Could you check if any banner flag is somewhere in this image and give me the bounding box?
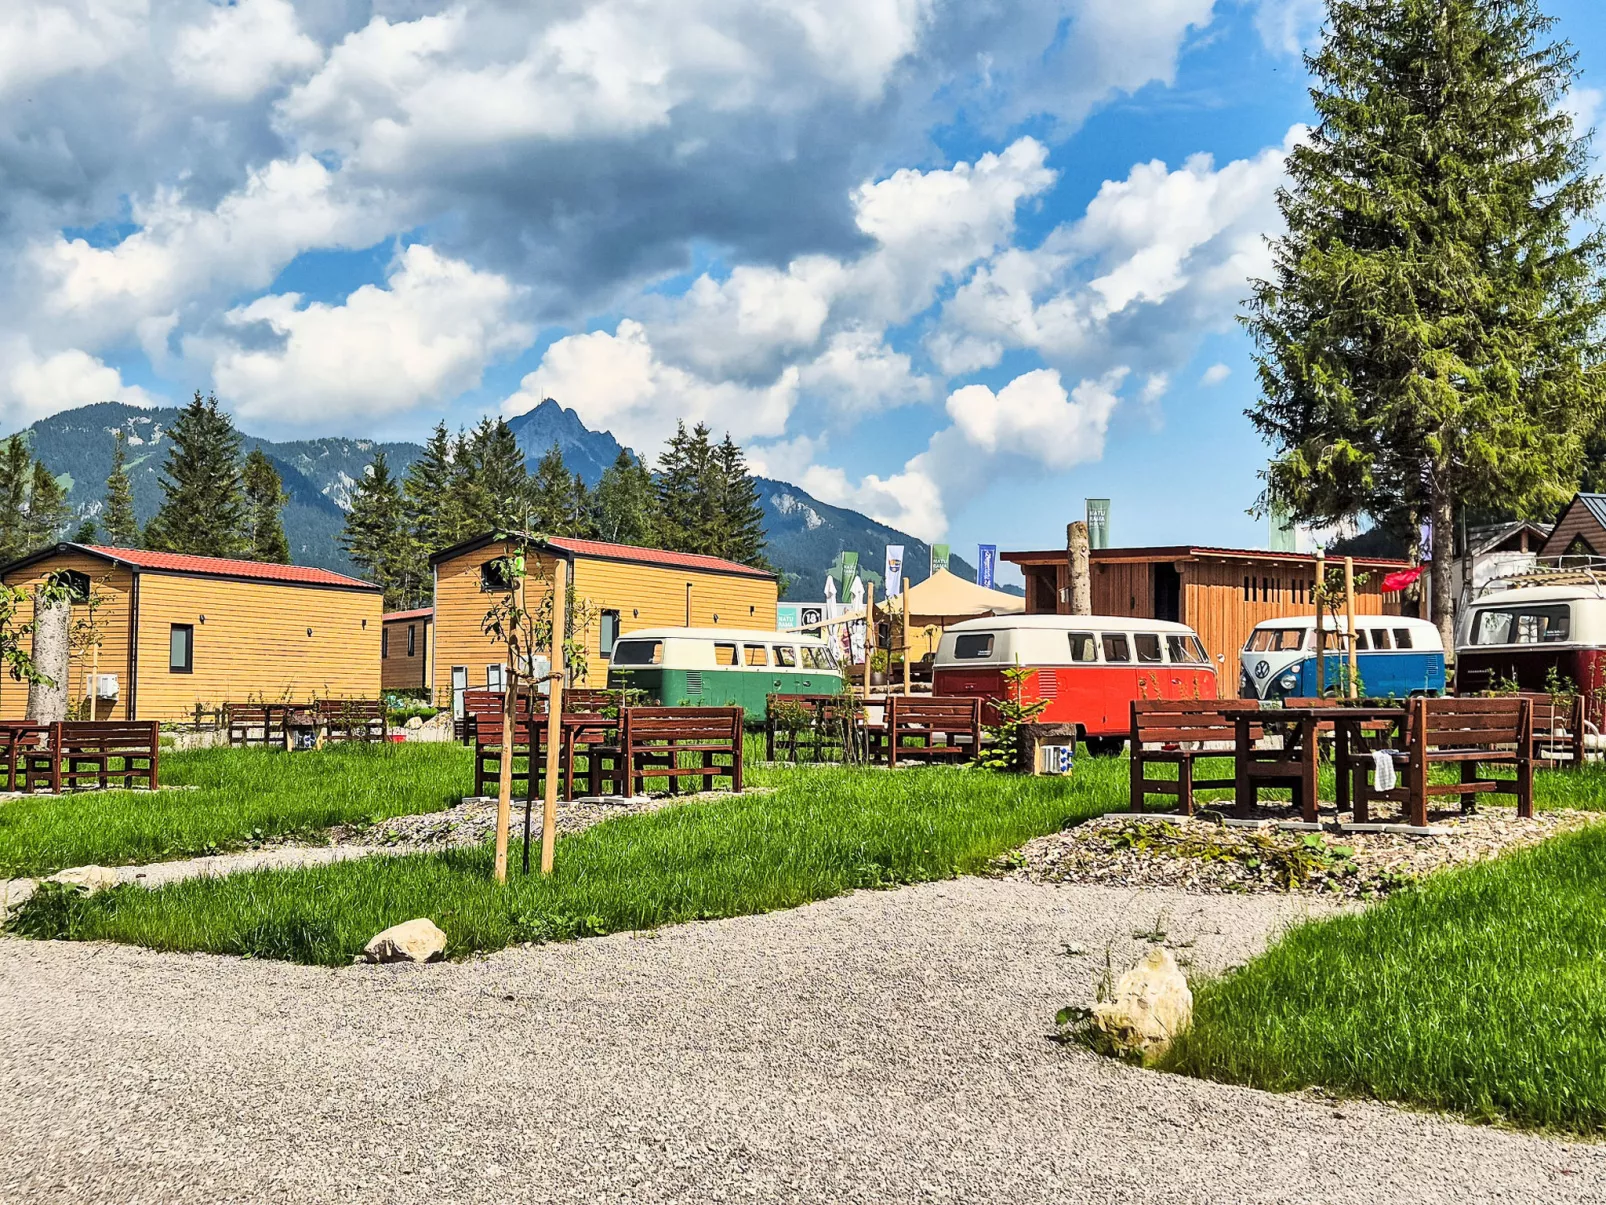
[930,543,950,574]
[884,545,905,595]
[1086,499,1111,550]
[977,544,998,589]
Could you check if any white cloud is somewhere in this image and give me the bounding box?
[0,0,144,100]
[797,329,934,411]
[1200,362,1230,386]
[799,457,947,543]
[945,368,1123,468]
[1253,0,1324,56]
[200,245,531,428]
[171,0,323,103]
[0,337,158,426]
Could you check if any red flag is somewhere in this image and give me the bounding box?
[1381,566,1423,593]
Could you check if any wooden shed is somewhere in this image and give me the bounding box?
[1002,545,1409,668]
[1539,493,1606,559]
[382,606,434,693]
[428,534,778,708]
[0,543,382,721]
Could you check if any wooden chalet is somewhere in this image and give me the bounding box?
[0,544,382,720]
[1539,493,1606,559]
[1001,545,1409,667]
[382,606,434,692]
[428,534,778,708]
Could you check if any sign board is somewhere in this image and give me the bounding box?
[930,543,950,574]
[1086,499,1111,550]
[976,544,998,589]
[884,545,905,595]
[777,604,799,630]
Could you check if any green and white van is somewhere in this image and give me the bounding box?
[606,627,844,718]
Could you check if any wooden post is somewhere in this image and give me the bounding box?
[1314,548,1326,697]
[494,569,523,885]
[1344,556,1357,700]
[863,580,875,695]
[900,576,911,695]
[541,558,567,876]
[88,638,99,721]
[1066,522,1092,615]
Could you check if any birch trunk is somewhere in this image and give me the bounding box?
[26,588,70,722]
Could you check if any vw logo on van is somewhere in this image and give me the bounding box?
[1254,659,1270,679]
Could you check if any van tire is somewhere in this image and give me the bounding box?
[1085,736,1126,757]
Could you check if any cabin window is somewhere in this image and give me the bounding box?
[169,624,193,673]
[50,569,90,603]
[714,643,737,666]
[1067,632,1097,662]
[486,664,505,691]
[382,628,390,659]
[479,559,513,592]
[1392,628,1413,650]
[1134,633,1163,663]
[599,609,620,657]
[744,645,769,667]
[1472,605,1570,646]
[1243,576,1251,601]
[408,625,417,657]
[612,640,663,666]
[775,646,798,668]
[1166,634,1207,664]
[953,634,995,659]
[1102,633,1131,663]
[1262,577,1272,601]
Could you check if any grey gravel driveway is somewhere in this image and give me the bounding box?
[0,878,1598,1204]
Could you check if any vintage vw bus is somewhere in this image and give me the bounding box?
[932,615,1218,754]
[605,627,842,719]
[1240,615,1445,701]
[1457,582,1606,724]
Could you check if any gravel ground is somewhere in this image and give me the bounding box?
[1001,806,1602,898]
[2,878,1599,1204]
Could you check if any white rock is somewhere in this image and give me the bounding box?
[362,917,447,964]
[47,865,121,895]
[1091,947,1193,1061]
[2,877,39,918]
[405,715,424,730]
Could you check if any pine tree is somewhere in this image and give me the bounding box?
[527,445,573,534]
[101,430,139,547]
[22,462,68,553]
[593,449,658,546]
[403,422,466,558]
[73,519,99,544]
[144,391,248,557]
[656,421,720,553]
[567,471,598,539]
[712,434,768,568]
[1247,0,1606,648]
[342,451,417,608]
[0,436,32,562]
[466,417,527,534]
[241,449,291,564]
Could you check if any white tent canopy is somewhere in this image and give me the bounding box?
[790,568,1022,630]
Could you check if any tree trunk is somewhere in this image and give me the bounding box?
[1066,521,1092,616]
[1431,490,1456,659]
[27,588,70,723]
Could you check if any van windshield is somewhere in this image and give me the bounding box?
[1472,604,1571,646]
[802,645,837,670]
[611,640,662,666]
[1249,627,1304,652]
[1166,634,1208,664]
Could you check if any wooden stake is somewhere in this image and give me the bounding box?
[901,576,911,696]
[1314,548,1326,697]
[541,558,567,876]
[1344,555,1358,700]
[863,580,875,696]
[494,568,522,885]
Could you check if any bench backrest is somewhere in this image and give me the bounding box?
[1414,696,1529,748]
[888,697,981,733]
[625,706,742,744]
[1130,699,1248,746]
[318,698,384,719]
[56,721,159,751]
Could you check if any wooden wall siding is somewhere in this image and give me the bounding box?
[1181,560,1400,668]
[1539,499,1606,557]
[430,542,780,704]
[0,552,135,720]
[1092,563,1155,619]
[381,618,430,691]
[133,574,381,718]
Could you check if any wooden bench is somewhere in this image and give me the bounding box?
[317,698,387,743]
[878,696,982,768]
[0,721,52,790]
[1349,696,1533,826]
[765,693,858,762]
[457,688,537,743]
[227,703,290,748]
[620,707,743,796]
[1129,701,1247,816]
[49,721,160,792]
[1520,692,1587,767]
[473,713,537,799]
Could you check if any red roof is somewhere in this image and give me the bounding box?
[79,545,380,589]
[383,606,434,623]
[544,537,775,579]
[1004,544,1411,569]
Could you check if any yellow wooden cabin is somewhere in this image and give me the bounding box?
[428,534,778,709]
[0,543,383,721]
[382,606,434,692]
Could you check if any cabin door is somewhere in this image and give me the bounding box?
[1153,564,1181,623]
[451,666,469,720]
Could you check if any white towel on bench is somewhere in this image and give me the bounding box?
[1372,748,1396,793]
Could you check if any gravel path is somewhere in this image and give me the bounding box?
[2,879,1598,1204]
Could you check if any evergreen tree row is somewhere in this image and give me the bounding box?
[0,436,70,564]
[342,415,770,610]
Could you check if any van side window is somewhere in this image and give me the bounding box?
[953,634,994,659]
[1134,633,1163,663]
[1371,629,1392,650]
[774,646,797,667]
[1354,630,1369,651]
[1392,628,1413,650]
[802,646,832,670]
[1103,633,1131,663]
[744,645,769,666]
[1068,632,1097,662]
[714,643,737,666]
[1166,635,1204,664]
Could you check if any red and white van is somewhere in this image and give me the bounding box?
[933,615,1218,754]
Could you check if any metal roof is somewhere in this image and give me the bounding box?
[428,533,775,579]
[0,543,381,590]
[382,607,434,623]
[1002,544,1411,569]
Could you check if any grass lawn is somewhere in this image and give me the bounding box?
[1160,821,1606,1135]
[13,758,1129,964]
[0,743,471,878]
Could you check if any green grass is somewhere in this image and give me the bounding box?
[13,759,1130,964]
[0,743,471,878]
[1160,821,1606,1135]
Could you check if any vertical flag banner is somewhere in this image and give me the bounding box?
[977,544,997,589]
[1269,503,1297,553]
[1085,499,1111,550]
[839,551,859,594]
[930,543,951,574]
[884,545,905,595]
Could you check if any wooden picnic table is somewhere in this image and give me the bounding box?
[1214,702,1409,823]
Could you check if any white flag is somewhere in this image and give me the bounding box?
[884,545,905,595]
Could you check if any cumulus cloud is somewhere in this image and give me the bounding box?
[1200,362,1231,386]
[945,368,1124,467]
[0,336,157,427]
[1253,0,1325,56]
[171,0,323,102]
[198,245,531,429]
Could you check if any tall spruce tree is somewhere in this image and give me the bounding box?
[241,449,291,564]
[145,391,248,557]
[567,471,598,539]
[1247,0,1606,648]
[656,421,721,553]
[469,417,527,533]
[342,451,418,608]
[527,445,573,534]
[593,449,658,546]
[101,430,140,547]
[0,436,31,562]
[712,434,768,568]
[22,462,68,553]
[403,421,466,558]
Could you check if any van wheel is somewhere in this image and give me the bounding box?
[1085,737,1126,757]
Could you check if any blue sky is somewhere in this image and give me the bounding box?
[3,0,1603,579]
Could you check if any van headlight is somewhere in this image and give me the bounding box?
[1278,673,1299,691]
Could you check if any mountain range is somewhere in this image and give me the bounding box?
[15,400,983,600]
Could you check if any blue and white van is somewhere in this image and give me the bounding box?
[1239,615,1445,701]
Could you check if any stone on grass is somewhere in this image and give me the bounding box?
[362,918,447,964]
[1091,947,1193,1061]
[2,877,39,918]
[405,715,424,730]
[47,865,121,895]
